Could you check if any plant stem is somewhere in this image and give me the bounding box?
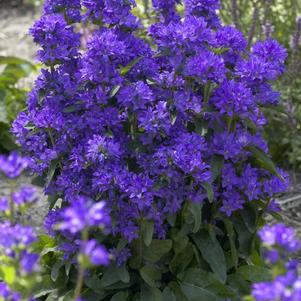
[73,229,89,301]
[9,180,16,224]
[73,264,85,301]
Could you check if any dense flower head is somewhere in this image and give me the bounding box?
[0,222,37,252]
[252,224,301,301]
[259,224,301,254]
[57,196,110,234]
[0,152,29,179]
[29,13,80,64]
[14,0,289,249]
[0,283,21,301]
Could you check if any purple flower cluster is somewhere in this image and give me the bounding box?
[0,152,29,179]
[252,224,301,301]
[14,0,288,247]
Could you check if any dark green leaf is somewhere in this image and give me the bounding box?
[192,230,227,283]
[189,203,202,233]
[201,182,214,203]
[51,260,64,282]
[141,220,154,247]
[140,286,163,301]
[246,146,283,179]
[210,155,224,182]
[111,291,128,301]
[143,239,172,262]
[181,282,220,301]
[238,265,271,282]
[162,287,176,301]
[120,57,143,76]
[140,265,161,287]
[224,220,238,269]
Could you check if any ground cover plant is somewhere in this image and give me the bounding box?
[0,0,298,300]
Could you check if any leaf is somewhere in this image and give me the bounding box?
[241,204,257,233]
[140,286,163,301]
[110,85,121,97]
[192,230,227,283]
[181,283,220,301]
[178,268,219,288]
[51,260,64,282]
[140,265,161,287]
[238,265,271,282]
[111,291,128,301]
[0,56,36,68]
[210,155,224,182]
[120,57,143,76]
[141,220,154,247]
[46,160,58,187]
[143,239,172,262]
[224,220,238,269]
[201,182,214,203]
[189,203,202,233]
[99,265,130,288]
[162,287,176,301]
[246,146,283,179]
[0,266,15,285]
[33,276,56,298]
[170,243,194,274]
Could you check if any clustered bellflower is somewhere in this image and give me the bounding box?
[13,0,289,271]
[252,224,301,301]
[0,153,40,301]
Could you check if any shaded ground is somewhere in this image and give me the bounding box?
[0,3,40,61]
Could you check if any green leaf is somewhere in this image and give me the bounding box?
[178,268,219,288]
[181,282,220,301]
[99,265,130,288]
[202,182,214,203]
[111,291,128,301]
[210,155,224,182]
[224,220,238,269]
[0,56,36,68]
[241,204,258,233]
[189,203,202,233]
[51,260,64,282]
[120,57,143,76]
[141,220,154,247]
[0,266,15,285]
[46,160,58,187]
[246,146,283,179]
[143,239,173,262]
[140,265,161,287]
[140,286,163,301]
[238,265,271,282]
[192,230,227,283]
[110,85,121,97]
[170,243,194,274]
[162,287,176,301]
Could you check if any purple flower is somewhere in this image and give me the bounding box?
[259,224,301,253]
[58,197,110,234]
[20,251,39,274]
[0,152,29,179]
[82,239,110,266]
[12,185,37,206]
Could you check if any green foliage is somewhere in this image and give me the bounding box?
[0,56,36,153]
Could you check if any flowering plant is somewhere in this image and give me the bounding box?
[12,0,291,300]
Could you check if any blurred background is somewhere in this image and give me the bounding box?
[0,0,301,222]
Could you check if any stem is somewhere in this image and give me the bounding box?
[73,229,89,301]
[73,265,85,301]
[9,180,16,224]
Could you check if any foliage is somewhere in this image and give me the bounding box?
[0,0,293,300]
[0,56,36,153]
